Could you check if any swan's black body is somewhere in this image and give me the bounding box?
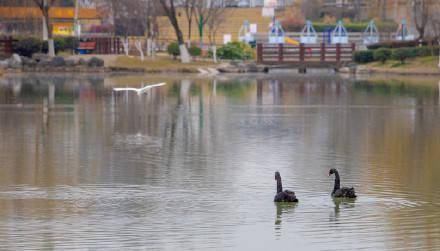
[329,168,356,198]
[274,172,298,202]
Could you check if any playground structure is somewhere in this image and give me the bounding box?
[395,19,415,41]
[332,21,348,44]
[238,20,256,45]
[363,20,379,45]
[268,19,300,46]
[0,36,15,59]
[300,21,317,44]
[268,19,285,44]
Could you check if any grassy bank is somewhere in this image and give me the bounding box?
[360,56,440,75]
[109,55,219,73]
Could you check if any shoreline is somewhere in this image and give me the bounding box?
[346,56,440,76]
[350,66,440,76]
[2,54,440,77]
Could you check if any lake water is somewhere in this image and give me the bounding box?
[0,73,439,250]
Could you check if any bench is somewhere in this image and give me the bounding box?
[76,41,96,54]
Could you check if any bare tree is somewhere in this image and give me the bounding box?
[159,0,191,63]
[206,4,227,63]
[412,0,433,39]
[430,2,440,40]
[110,0,149,36]
[145,0,159,57]
[381,0,387,21]
[32,0,56,57]
[300,0,322,20]
[182,0,196,46]
[353,0,363,22]
[193,0,224,48]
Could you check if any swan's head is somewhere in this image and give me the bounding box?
[328,168,338,176]
[275,171,281,181]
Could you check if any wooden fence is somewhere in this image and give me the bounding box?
[257,43,356,66]
[0,36,15,58]
[89,37,123,54]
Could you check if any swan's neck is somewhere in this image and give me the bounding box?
[333,172,340,194]
[276,178,283,193]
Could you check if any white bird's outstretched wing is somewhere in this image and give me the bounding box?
[138,82,166,92]
[113,88,140,92]
[113,82,166,94]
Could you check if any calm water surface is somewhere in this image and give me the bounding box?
[0,73,439,250]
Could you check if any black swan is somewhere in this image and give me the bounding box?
[274,171,298,202]
[328,168,356,198]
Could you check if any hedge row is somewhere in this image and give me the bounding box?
[354,46,440,64]
[283,21,398,33]
[167,42,203,59]
[366,40,427,50]
[13,37,79,57]
[216,42,254,60]
[167,41,254,60]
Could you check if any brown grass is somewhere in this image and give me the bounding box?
[110,55,218,73]
[365,56,440,74]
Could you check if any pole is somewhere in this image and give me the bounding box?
[42,0,48,41]
[74,0,80,39]
[199,14,204,48]
[438,40,440,68]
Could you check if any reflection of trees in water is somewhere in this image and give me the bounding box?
[0,75,106,104]
[215,79,253,99]
[354,80,437,99]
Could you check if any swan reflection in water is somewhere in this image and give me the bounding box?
[274,202,297,236]
[330,197,356,222]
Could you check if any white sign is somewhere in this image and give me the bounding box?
[223,34,232,44]
[262,7,274,17]
[264,0,277,7]
[250,24,257,34]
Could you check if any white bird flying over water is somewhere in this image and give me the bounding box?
[113,82,166,95]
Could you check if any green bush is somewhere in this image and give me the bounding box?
[63,37,79,51]
[13,37,43,57]
[373,48,392,63]
[189,45,202,57]
[167,42,180,59]
[367,40,424,50]
[413,46,430,57]
[391,48,412,63]
[217,42,253,60]
[353,50,374,64]
[411,46,439,57]
[42,38,64,54]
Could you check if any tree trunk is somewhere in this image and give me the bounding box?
[152,39,156,58]
[212,45,217,63]
[147,38,152,57]
[45,20,55,57]
[47,39,55,57]
[172,20,190,63]
[160,0,191,63]
[43,6,55,57]
[188,19,192,46]
[179,44,191,63]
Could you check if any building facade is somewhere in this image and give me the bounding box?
[0,1,102,37]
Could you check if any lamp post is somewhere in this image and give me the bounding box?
[438,39,440,68]
[74,0,81,39]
